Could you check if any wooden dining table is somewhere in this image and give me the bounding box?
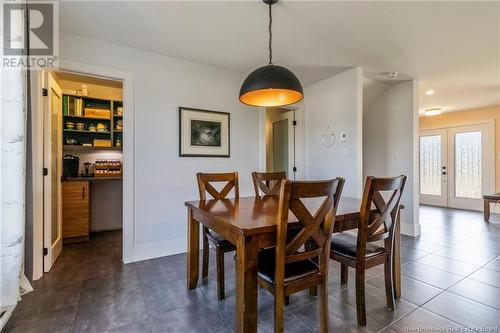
[185,196,401,333]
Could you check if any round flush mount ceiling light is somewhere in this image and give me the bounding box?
[386,72,399,79]
[425,90,435,95]
[239,0,303,107]
[425,108,442,116]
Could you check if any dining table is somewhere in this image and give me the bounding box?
[185,196,401,333]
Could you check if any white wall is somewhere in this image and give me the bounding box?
[304,68,363,198]
[363,80,420,236]
[60,33,260,261]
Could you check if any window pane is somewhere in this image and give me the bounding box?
[455,131,481,199]
[420,135,441,195]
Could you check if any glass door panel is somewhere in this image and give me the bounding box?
[419,129,447,206]
[420,135,442,195]
[454,131,482,199]
[448,124,493,211]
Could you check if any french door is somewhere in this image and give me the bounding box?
[419,123,494,211]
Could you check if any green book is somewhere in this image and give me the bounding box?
[62,95,68,115]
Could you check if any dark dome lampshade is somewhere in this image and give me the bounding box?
[239,66,303,107]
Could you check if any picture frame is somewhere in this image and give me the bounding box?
[179,107,230,157]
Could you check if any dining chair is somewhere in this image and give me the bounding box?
[257,178,345,333]
[251,171,287,197]
[196,172,238,301]
[330,175,407,326]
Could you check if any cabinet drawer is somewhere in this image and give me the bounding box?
[62,181,89,239]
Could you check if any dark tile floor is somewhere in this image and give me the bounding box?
[4,206,500,333]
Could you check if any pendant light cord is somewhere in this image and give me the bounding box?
[268,3,273,65]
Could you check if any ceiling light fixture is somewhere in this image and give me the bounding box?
[239,0,303,107]
[424,108,442,116]
[425,90,435,95]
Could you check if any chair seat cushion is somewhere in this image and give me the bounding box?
[257,247,319,285]
[331,233,385,259]
[206,231,236,250]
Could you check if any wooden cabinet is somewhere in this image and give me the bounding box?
[62,181,89,242]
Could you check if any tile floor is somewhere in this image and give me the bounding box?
[4,206,500,332]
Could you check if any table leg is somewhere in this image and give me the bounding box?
[236,236,258,333]
[484,200,490,222]
[187,208,199,290]
[393,214,401,299]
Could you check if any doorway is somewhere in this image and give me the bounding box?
[265,107,296,179]
[39,70,125,273]
[419,122,494,211]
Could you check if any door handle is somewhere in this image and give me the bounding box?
[82,186,85,199]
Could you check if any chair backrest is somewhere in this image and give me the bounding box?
[357,175,407,253]
[196,172,239,200]
[252,171,287,197]
[275,178,345,279]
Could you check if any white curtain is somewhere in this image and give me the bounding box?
[0,1,29,313]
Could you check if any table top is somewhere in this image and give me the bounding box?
[185,196,362,236]
[484,193,500,200]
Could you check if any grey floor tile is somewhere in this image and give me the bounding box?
[12,283,81,319]
[3,306,77,333]
[334,283,417,326]
[105,321,152,333]
[401,262,463,289]
[136,261,186,288]
[468,267,500,288]
[379,308,466,333]
[366,275,442,306]
[400,246,431,261]
[142,277,209,316]
[448,278,500,310]
[149,304,231,333]
[73,289,149,333]
[79,271,141,304]
[400,238,443,253]
[484,256,500,272]
[258,313,312,333]
[423,291,500,330]
[215,288,276,329]
[433,246,499,266]
[415,253,480,276]
[292,294,384,332]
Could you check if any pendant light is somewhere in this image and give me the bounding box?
[239,0,303,107]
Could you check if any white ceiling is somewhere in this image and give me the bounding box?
[60,1,500,114]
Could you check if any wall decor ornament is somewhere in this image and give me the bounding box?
[179,107,230,157]
[321,125,336,147]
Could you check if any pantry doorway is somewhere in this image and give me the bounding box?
[31,61,135,280]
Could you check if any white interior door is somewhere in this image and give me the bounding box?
[419,129,448,206]
[448,124,494,211]
[43,71,63,272]
[270,110,295,179]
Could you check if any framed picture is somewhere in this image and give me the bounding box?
[179,107,230,157]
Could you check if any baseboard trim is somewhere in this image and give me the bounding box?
[126,237,186,264]
[401,222,421,237]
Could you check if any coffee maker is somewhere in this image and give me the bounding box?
[82,162,94,177]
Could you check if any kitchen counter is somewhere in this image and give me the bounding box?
[63,176,122,182]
